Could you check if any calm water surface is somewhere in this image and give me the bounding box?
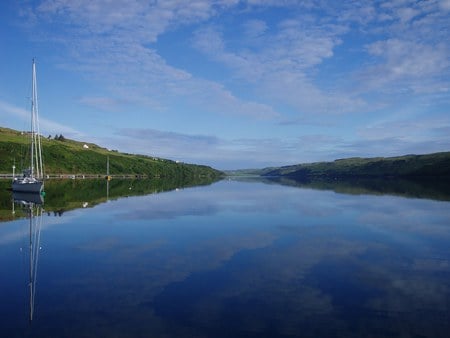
[0,179,449,337]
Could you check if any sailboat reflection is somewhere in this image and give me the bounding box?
[13,192,44,322]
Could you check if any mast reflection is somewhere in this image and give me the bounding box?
[13,192,44,322]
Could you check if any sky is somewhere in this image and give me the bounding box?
[0,0,449,170]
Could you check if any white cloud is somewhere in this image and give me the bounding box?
[36,0,239,42]
[362,39,450,94]
[0,99,83,138]
[110,128,290,168]
[440,0,450,11]
[192,16,361,115]
[78,96,125,112]
[349,115,450,158]
[242,19,268,39]
[192,26,227,58]
[28,0,449,120]
[338,2,377,25]
[29,0,283,121]
[358,116,450,142]
[107,127,353,169]
[367,39,448,77]
[396,7,420,23]
[191,81,280,119]
[14,0,449,168]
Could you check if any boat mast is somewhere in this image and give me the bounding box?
[31,58,44,180]
[30,60,36,178]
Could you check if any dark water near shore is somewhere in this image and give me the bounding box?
[0,178,449,337]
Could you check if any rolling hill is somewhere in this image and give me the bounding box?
[0,126,223,179]
[261,152,450,179]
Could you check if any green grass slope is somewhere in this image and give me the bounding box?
[262,152,450,179]
[0,127,223,178]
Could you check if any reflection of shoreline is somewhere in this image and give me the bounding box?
[254,176,450,201]
[0,177,221,223]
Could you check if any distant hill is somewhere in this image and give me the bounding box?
[0,126,223,179]
[261,152,450,180]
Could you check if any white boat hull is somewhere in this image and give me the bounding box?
[12,180,43,193]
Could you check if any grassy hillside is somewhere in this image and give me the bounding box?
[262,152,450,179]
[0,127,223,179]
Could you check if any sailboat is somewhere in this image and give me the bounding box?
[12,59,44,193]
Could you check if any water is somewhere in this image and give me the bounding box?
[0,178,449,337]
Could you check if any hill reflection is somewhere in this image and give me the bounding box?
[0,176,220,222]
[3,175,450,222]
[256,176,450,201]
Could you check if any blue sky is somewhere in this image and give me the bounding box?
[0,0,449,169]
